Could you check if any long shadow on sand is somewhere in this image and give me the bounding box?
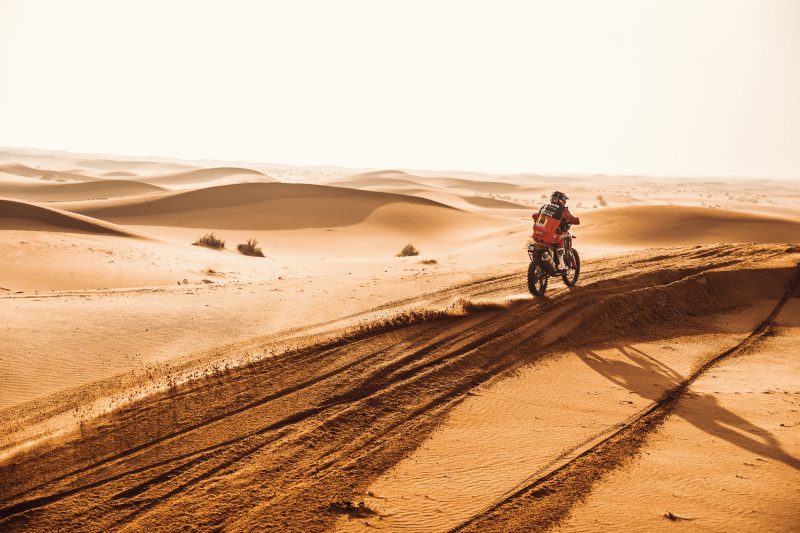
[577,344,800,470]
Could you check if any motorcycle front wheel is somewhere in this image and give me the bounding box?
[562,248,580,287]
[527,260,548,296]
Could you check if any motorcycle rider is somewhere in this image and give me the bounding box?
[532,191,580,270]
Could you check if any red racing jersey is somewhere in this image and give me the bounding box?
[532,203,580,244]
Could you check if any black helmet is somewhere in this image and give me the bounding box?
[550,191,568,205]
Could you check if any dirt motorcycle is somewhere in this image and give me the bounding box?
[526,225,580,296]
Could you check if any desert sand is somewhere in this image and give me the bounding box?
[1,148,798,531]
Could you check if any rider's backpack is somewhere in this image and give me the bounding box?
[533,203,564,243]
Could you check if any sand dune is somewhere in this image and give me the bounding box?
[1,245,797,531]
[72,182,483,230]
[581,205,800,247]
[0,163,99,183]
[554,301,800,532]
[0,180,165,202]
[329,170,429,190]
[3,149,800,532]
[0,150,199,180]
[102,171,138,177]
[335,171,526,194]
[0,199,139,236]
[333,171,526,194]
[329,171,536,211]
[426,176,524,193]
[73,157,197,175]
[332,170,529,192]
[462,195,532,209]
[141,167,274,187]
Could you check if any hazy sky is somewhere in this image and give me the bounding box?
[1,0,798,178]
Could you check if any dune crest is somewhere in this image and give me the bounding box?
[0,199,139,237]
[581,204,800,247]
[73,182,479,231]
[141,167,274,186]
[0,180,165,202]
[2,148,799,533]
[102,171,138,177]
[0,163,98,183]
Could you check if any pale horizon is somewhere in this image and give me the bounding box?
[2,0,799,179]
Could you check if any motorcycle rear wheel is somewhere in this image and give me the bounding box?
[562,248,580,287]
[527,260,548,296]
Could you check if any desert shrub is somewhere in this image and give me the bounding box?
[596,195,608,207]
[398,244,420,257]
[237,238,264,257]
[193,233,225,249]
[420,259,437,265]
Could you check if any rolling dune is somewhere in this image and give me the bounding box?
[1,245,797,531]
[328,170,429,190]
[332,172,526,196]
[73,158,197,175]
[3,149,800,532]
[141,167,273,187]
[102,171,138,177]
[462,195,533,210]
[0,199,139,237]
[72,182,484,230]
[0,180,165,202]
[0,164,99,183]
[581,205,800,247]
[426,177,524,193]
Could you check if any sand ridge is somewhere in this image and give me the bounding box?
[0,179,166,202]
[581,204,800,247]
[0,199,141,237]
[68,182,495,232]
[1,148,799,531]
[0,163,100,184]
[139,166,275,187]
[1,245,798,531]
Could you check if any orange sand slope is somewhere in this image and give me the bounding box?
[0,163,99,184]
[139,167,276,187]
[2,148,799,531]
[0,245,797,531]
[581,205,800,247]
[69,182,489,230]
[0,199,140,237]
[554,300,800,532]
[462,195,532,210]
[329,171,536,211]
[0,180,165,202]
[328,170,430,189]
[331,169,527,194]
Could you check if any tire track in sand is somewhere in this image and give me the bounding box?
[0,246,793,531]
[452,261,800,532]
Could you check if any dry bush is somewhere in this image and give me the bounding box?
[420,259,437,265]
[398,243,420,257]
[237,238,264,257]
[193,232,225,249]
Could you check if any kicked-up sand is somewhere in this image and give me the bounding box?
[0,148,798,531]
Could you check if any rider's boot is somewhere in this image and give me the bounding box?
[555,249,565,270]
